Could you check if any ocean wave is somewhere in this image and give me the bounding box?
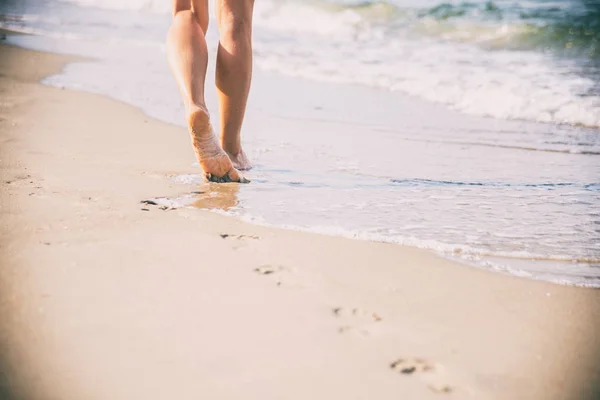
[414,2,600,59]
[51,0,600,58]
[4,0,599,127]
[275,0,600,58]
[252,0,600,128]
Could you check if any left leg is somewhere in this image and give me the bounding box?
[215,0,255,170]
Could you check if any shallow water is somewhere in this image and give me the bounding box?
[0,0,598,286]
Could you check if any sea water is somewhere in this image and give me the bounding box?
[1,0,598,286]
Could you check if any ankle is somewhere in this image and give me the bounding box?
[222,142,242,156]
[187,102,209,117]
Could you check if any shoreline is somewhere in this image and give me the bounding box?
[8,29,596,287]
[4,25,598,287]
[1,41,600,399]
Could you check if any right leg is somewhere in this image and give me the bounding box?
[215,0,255,170]
[167,0,243,182]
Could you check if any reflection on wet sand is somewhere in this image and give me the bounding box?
[142,180,241,212]
[190,183,240,211]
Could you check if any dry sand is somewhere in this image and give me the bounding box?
[1,42,599,400]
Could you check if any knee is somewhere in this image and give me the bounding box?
[173,9,208,34]
[219,14,252,45]
[173,9,195,25]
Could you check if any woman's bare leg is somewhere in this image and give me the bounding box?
[168,0,243,182]
[215,0,254,170]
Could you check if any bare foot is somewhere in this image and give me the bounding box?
[225,148,253,171]
[188,109,246,183]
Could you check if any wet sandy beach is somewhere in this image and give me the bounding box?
[1,42,600,399]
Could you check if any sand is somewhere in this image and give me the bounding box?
[0,41,599,400]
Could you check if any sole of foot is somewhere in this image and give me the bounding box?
[188,109,248,183]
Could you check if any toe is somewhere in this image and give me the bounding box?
[204,168,249,184]
[227,168,240,182]
[227,168,250,183]
[205,173,224,183]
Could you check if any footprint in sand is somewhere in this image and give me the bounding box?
[140,199,176,211]
[220,233,260,250]
[4,173,32,186]
[332,307,382,322]
[390,358,435,374]
[332,307,382,336]
[253,265,299,288]
[220,233,259,240]
[254,265,282,276]
[390,358,454,394]
[4,174,46,197]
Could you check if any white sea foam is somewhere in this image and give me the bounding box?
[251,0,600,128]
